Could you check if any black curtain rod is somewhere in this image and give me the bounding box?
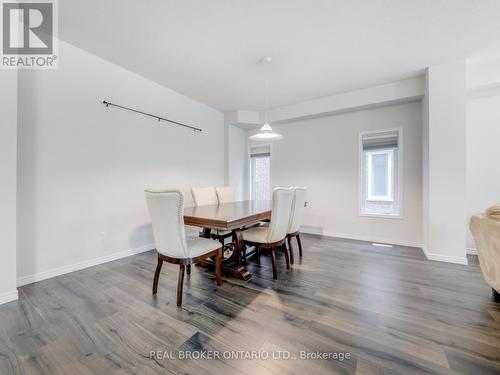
[102,100,203,132]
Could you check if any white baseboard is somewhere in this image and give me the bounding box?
[467,247,477,255]
[421,247,468,265]
[0,290,19,305]
[300,226,423,248]
[300,227,470,265]
[17,243,154,287]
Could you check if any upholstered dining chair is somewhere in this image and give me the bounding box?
[145,189,222,306]
[191,187,218,206]
[243,187,295,280]
[215,186,235,204]
[287,187,308,264]
[192,186,233,245]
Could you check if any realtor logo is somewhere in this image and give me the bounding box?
[1,0,58,69]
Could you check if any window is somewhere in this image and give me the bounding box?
[250,145,271,201]
[367,150,393,201]
[360,129,401,217]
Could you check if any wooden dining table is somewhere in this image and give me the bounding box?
[184,200,272,280]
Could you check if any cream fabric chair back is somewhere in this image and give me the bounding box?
[191,187,218,206]
[216,186,235,204]
[288,187,307,234]
[145,189,188,259]
[470,213,500,293]
[267,187,295,243]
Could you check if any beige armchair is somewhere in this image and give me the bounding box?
[287,187,307,264]
[145,189,222,306]
[243,187,295,280]
[215,186,235,204]
[470,204,500,302]
[191,186,232,244]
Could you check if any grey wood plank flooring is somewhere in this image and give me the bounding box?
[0,234,499,374]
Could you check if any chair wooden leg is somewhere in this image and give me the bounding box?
[287,235,294,264]
[255,246,261,264]
[270,248,278,280]
[215,248,222,286]
[186,264,191,275]
[152,256,163,295]
[297,234,303,257]
[177,265,185,306]
[282,244,290,270]
[242,244,247,261]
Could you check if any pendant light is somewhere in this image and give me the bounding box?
[250,57,283,141]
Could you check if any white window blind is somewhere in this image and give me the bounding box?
[361,130,399,151]
[250,145,271,158]
[250,145,271,201]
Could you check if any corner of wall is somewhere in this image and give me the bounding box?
[423,60,467,263]
[0,70,19,305]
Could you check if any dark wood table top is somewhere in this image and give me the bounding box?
[184,200,272,230]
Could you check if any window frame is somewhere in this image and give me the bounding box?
[248,143,272,201]
[358,128,403,219]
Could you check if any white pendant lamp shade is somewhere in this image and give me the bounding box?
[249,57,283,142]
[249,122,283,141]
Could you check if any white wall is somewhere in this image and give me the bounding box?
[266,77,424,124]
[466,58,500,251]
[466,95,500,249]
[17,40,224,285]
[228,125,248,201]
[0,70,19,303]
[468,57,500,89]
[424,60,467,264]
[249,101,423,247]
[224,112,250,201]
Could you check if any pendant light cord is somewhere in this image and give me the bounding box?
[264,58,269,124]
[250,57,283,141]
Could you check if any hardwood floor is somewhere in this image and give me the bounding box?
[1,234,499,374]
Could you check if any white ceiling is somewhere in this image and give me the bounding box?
[59,0,500,112]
